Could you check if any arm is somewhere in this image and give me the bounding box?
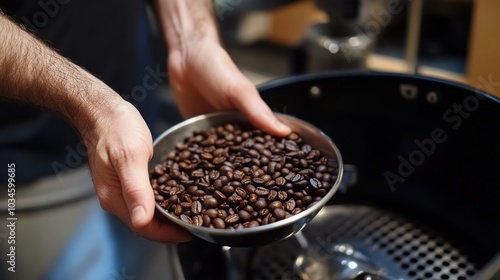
[0,13,190,243]
[153,0,292,136]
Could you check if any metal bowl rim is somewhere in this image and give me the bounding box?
[152,111,344,237]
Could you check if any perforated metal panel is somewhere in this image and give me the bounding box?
[244,205,479,280]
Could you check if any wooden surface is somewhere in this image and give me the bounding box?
[466,0,500,97]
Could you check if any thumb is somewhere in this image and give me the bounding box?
[115,148,155,229]
[232,83,291,137]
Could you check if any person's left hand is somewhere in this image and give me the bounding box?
[166,36,291,137]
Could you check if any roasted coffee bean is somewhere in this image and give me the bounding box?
[231,181,242,188]
[284,172,295,181]
[245,184,256,194]
[233,170,245,181]
[238,210,251,222]
[255,187,270,196]
[248,220,260,228]
[212,156,226,165]
[254,199,267,210]
[180,214,192,224]
[174,205,183,216]
[310,177,323,189]
[243,205,254,213]
[267,190,278,201]
[219,165,233,175]
[281,168,290,176]
[221,185,234,196]
[305,149,320,160]
[180,202,191,211]
[194,190,207,197]
[235,187,247,198]
[155,194,164,202]
[239,199,249,209]
[201,152,214,161]
[193,215,203,226]
[284,199,296,211]
[258,208,270,217]
[277,190,288,201]
[205,208,218,219]
[217,209,228,219]
[294,192,304,200]
[273,208,287,220]
[241,177,252,185]
[291,173,302,183]
[269,201,283,211]
[314,189,327,197]
[213,179,224,190]
[225,214,240,226]
[302,195,313,206]
[227,195,242,205]
[152,165,165,176]
[168,195,179,205]
[264,180,275,188]
[202,215,211,227]
[251,177,265,185]
[248,193,258,204]
[294,179,309,188]
[214,190,227,202]
[322,181,331,190]
[209,170,220,181]
[268,162,277,174]
[261,174,272,182]
[248,149,260,158]
[275,177,286,186]
[191,201,202,215]
[316,164,328,173]
[186,186,198,196]
[322,173,332,183]
[270,155,282,162]
[196,180,210,189]
[213,218,225,229]
[204,197,218,209]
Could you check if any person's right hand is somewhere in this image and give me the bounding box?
[83,102,192,243]
[0,12,190,243]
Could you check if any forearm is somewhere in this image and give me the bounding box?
[153,0,220,51]
[0,13,123,138]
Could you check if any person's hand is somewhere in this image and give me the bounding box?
[167,36,292,137]
[83,102,191,243]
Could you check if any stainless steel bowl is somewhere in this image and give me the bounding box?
[150,111,343,247]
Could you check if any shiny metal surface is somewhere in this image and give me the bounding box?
[294,243,392,280]
[245,205,479,280]
[149,111,343,247]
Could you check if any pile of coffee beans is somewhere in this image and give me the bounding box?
[150,123,337,229]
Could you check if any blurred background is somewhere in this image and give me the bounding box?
[206,0,497,95]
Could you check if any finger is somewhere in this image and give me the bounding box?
[230,81,291,137]
[112,146,156,229]
[133,216,192,243]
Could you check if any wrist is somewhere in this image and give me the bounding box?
[154,0,220,51]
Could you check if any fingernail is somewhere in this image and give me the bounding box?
[276,121,292,136]
[131,205,147,227]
